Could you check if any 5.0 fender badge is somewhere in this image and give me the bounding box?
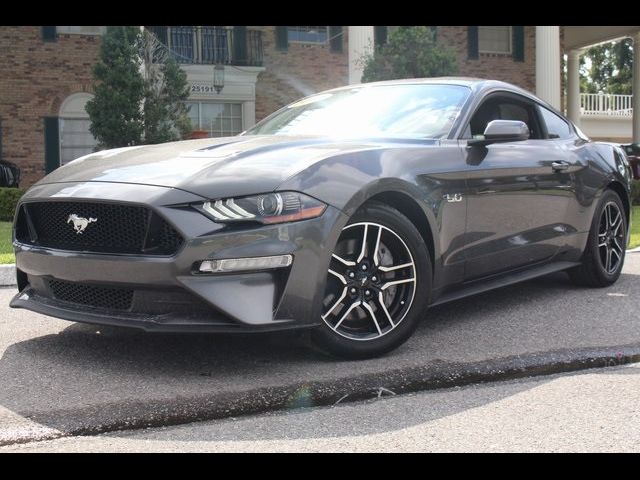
[443,193,463,203]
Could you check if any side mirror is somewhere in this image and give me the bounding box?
[468,120,530,146]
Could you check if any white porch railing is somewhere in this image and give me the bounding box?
[580,93,633,117]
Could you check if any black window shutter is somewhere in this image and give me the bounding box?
[329,26,343,53]
[275,26,288,51]
[44,117,60,174]
[512,26,525,62]
[468,26,479,59]
[374,26,387,47]
[42,26,57,42]
[233,26,248,64]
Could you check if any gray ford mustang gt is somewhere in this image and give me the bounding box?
[10,78,632,358]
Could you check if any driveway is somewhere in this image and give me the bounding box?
[2,254,640,446]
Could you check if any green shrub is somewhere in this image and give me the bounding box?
[361,26,458,83]
[632,180,640,206]
[0,188,26,222]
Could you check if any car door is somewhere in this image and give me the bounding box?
[536,105,589,239]
[460,92,575,281]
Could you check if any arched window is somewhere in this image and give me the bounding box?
[58,93,97,165]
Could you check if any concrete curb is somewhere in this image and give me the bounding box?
[0,265,15,287]
[4,342,640,447]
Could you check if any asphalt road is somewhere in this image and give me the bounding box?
[2,254,640,446]
[4,364,639,452]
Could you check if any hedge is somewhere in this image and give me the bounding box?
[632,180,640,206]
[0,188,26,222]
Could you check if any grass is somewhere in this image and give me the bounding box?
[0,208,638,266]
[0,222,14,264]
[629,206,640,250]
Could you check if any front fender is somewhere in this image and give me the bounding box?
[278,148,452,284]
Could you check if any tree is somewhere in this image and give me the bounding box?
[580,39,633,95]
[139,30,192,144]
[86,26,145,149]
[361,27,458,83]
[87,27,192,149]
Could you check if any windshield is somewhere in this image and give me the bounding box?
[246,84,470,139]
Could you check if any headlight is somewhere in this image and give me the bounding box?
[196,192,327,224]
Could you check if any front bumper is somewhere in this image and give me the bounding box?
[10,181,348,333]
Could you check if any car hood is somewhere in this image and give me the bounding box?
[37,135,426,199]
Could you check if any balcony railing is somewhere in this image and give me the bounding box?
[147,26,263,67]
[581,93,633,117]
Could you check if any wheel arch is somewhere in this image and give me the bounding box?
[607,180,630,225]
[358,190,436,272]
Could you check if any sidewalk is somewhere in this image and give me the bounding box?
[0,265,14,286]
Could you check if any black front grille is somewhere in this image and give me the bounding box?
[16,202,183,255]
[49,280,134,311]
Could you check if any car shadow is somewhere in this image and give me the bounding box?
[422,271,584,329]
[1,270,639,442]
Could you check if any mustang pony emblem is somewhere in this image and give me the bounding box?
[67,214,97,234]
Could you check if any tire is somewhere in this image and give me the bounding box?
[311,202,431,359]
[569,189,627,287]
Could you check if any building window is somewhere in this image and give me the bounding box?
[169,26,196,62]
[478,26,512,54]
[56,26,106,36]
[186,102,243,137]
[287,26,327,44]
[59,118,97,165]
[58,93,98,165]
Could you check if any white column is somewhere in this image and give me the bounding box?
[348,26,375,84]
[243,101,256,130]
[566,49,582,126]
[535,26,561,110]
[633,32,640,142]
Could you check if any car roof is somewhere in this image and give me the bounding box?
[327,76,520,91]
[323,77,554,110]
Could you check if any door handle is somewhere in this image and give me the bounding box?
[551,161,569,172]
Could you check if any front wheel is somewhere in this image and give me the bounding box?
[311,202,431,359]
[569,189,627,287]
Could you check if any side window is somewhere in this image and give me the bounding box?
[497,103,528,124]
[468,96,542,139]
[539,107,572,139]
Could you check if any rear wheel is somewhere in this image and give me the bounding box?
[569,189,627,287]
[311,202,431,359]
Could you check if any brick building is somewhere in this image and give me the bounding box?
[0,26,560,187]
[0,26,103,186]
